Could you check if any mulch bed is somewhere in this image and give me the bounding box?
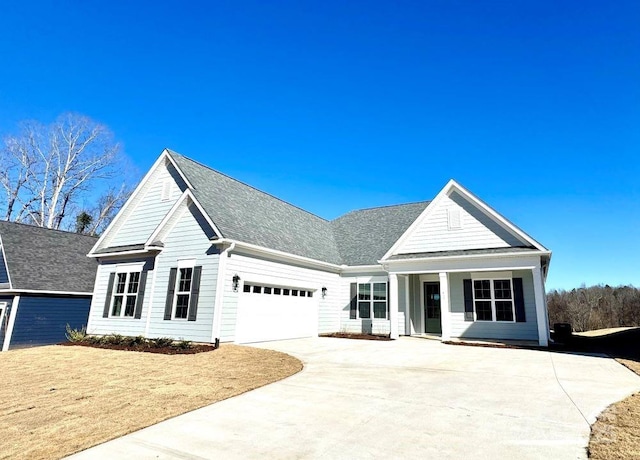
[320,332,392,341]
[59,341,217,355]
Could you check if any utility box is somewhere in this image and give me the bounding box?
[554,323,573,344]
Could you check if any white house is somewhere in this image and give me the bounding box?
[86,149,551,346]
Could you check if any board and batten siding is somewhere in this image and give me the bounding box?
[395,191,524,255]
[145,205,218,342]
[220,252,341,342]
[8,295,91,349]
[87,261,152,337]
[447,270,538,341]
[108,161,187,248]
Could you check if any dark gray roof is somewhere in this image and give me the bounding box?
[386,247,538,260]
[331,202,430,265]
[93,243,146,255]
[0,221,98,292]
[169,152,343,264]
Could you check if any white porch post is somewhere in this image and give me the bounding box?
[389,273,399,339]
[438,272,451,341]
[532,263,549,346]
[404,275,411,335]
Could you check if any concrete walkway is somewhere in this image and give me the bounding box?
[69,337,640,459]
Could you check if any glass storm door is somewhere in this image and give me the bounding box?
[424,282,442,334]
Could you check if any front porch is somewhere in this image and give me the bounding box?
[387,255,550,346]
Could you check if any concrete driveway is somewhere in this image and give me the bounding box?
[69,337,640,459]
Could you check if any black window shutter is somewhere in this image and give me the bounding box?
[103,273,115,318]
[134,271,148,319]
[463,279,474,322]
[164,268,177,320]
[188,266,202,321]
[349,283,357,319]
[102,273,116,318]
[513,277,526,322]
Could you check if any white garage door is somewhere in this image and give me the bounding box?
[235,283,317,343]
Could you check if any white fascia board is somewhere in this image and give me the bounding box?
[0,289,93,296]
[213,238,342,273]
[381,250,551,265]
[87,248,161,259]
[340,264,386,274]
[89,149,190,256]
[163,149,195,189]
[0,235,12,290]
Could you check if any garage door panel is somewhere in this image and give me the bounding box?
[235,288,316,343]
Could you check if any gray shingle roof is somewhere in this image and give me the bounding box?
[0,221,98,292]
[169,151,428,266]
[169,152,343,264]
[331,202,430,265]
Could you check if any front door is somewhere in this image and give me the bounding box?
[424,282,442,334]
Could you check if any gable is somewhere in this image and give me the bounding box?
[392,190,529,255]
[102,158,189,249]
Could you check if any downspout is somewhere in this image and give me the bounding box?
[211,241,236,344]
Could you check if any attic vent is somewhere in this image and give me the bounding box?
[447,208,462,230]
[161,180,172,201]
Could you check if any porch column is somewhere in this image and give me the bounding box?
[532,263,549,346]
[438,272,451,341]
[389,273,399,339]
[404,275,411,335]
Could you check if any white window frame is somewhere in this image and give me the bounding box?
[357,281,388,320]
[172,259,196,320]
[110,264,144,318]
[471,274,515,323]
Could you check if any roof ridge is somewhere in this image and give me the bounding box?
[0,220,99,240]
[334,200,431,219]
[167,149,332,223]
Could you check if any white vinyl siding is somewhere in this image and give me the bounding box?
[108,162,187,248]
[220,252,341,342]
[395,191,525,255]
[448,270,538,341]
[87,263,149,337]
[146,205,218,342]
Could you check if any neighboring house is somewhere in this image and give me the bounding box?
[87,149,552,346]
[0,221,98,351]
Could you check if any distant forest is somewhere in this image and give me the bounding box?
[547,285,640,332]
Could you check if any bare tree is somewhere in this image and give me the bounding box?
[0,113,130,231]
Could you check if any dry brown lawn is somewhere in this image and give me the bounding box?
[587,349,640,458]
[0,344,302,460]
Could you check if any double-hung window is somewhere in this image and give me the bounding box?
[164,262,202,322]
[473,279,514,322]
[111,271,141,317]
[357,282,387,319]
[174,267,193,319]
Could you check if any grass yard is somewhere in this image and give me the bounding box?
[0,344,302,460]
[567,328,640,459]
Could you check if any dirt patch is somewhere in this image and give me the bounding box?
[0,344,302,460]
[319,332,392,341]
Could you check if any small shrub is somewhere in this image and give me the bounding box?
[150,337,174,348]
[103,334,126,345]
[65,324,87,343]
[175,340,193,350]
[86,335,105,345]
[124,335,148,348]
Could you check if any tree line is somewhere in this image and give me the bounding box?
[0,113,133,235]
[547,284,640,332]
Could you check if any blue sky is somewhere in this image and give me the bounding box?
[0,1,638,290]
